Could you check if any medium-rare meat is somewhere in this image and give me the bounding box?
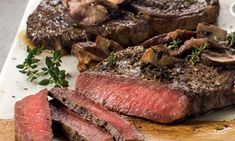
[49,88,143,141]
[50,101,113,141]
[14,89,53,141]
[26,0,219,53]
[75,42,235,124]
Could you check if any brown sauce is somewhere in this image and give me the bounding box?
[18,31,53,56]
[18,31,34,48]
[129,118,235,141]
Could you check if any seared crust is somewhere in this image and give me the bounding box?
[27,0,220,53]
[132,0,220,33]
[27,0,152,53]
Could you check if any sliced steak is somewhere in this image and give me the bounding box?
[49,88,143,141]
[75,45,235,124]
[14,89,53,141]
[26,0,219,53]
[50,101,113,141]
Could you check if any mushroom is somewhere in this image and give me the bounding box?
[141,46,178,67]
[201,51,235,66]
[171,38,209,57]
[143,29,196,48]
[69,1,108,26]
[107,0,125,5]
[72,42,108,71]
[95,36,124,55]
[197,23,227,41]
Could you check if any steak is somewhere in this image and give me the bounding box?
[130,0,220,34]
[50,101,113,141]
[14,89,53,141]
[26,0,151,53]
[49,88,143,141]
[75,44,235,124]
[26,0,219,53]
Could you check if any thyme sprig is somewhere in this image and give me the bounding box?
[16,47,43,82]
[107,52,117,67]
[187,43,208,66]
[17,48,69,87]
[184,0,195,4]
[169,39,182,50]
[226,33,235,47]
[39,51,69,87]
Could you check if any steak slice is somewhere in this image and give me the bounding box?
[75,45,235,124]
[26,0,219,53]
[14,89,53,141]
[49,88,143,141]
[50,101,113,141]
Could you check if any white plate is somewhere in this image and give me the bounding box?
[0,0,235,121]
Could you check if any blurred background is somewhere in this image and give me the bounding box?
[0,0,28,72]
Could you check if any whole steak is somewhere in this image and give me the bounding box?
[76,42,235,123]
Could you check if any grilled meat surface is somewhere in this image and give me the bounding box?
[75,25,235,123]
[50,101,113,141]
[27,0,219,53]
[49,88,143,141]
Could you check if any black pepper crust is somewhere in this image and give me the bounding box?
[27,0,220,53]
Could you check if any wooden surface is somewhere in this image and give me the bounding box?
[0,120,15,141]
[2,118,235,141]
[0,0,28,72]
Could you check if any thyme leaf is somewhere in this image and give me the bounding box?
[187,43,208,66]
[16,47,42,82]
[40,50,69,87]
[17,48,69,87]
[226,33,235,47]
[107,52,117,68]
[169,39,182,50]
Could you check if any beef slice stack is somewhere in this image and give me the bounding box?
[14,88,142,141]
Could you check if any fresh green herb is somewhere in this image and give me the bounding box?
[226,33,235,47]
[16,47,43,82]
[39,51,69,87]
[184,0,195,4]
[169,39,182,50]
[17,48,69,87]
[107,52,117,67]
[72,22,81,28]
[187,43,208,66]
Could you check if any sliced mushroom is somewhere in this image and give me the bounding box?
[69,1,108,26]
[143,29,196,48]
[72,42,108,71]
[171,38,209,57]
[197,23,227,41]
[95,36,124,55]
[107,0,125,5]
[201,51,235,66]
[166,29,196,41]
[141,46,178,67]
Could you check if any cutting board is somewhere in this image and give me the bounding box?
[2,118,235,141]
[1,0,235,140]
